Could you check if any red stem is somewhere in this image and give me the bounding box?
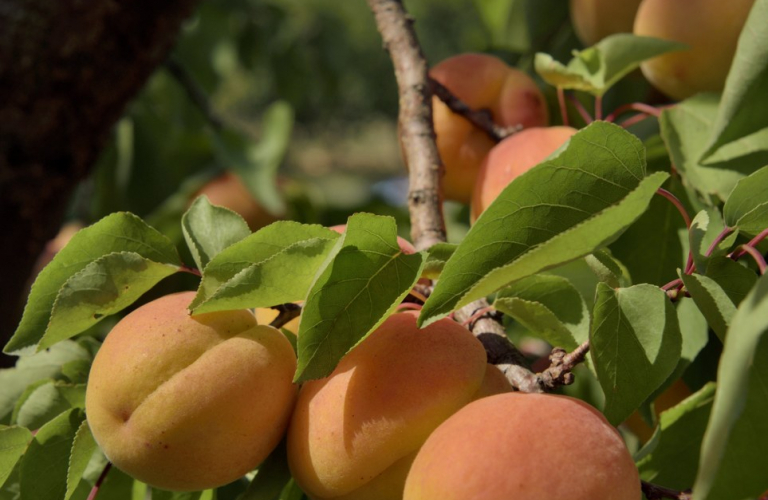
[566,93,593,124]
[87,462,112,500]
[179,265,202,277]
[619,112,653,129]
[605,102,664,122]
[594,95,603,121]
[656,188,692,228]
[732,227,768,259]
[739,245,767,274]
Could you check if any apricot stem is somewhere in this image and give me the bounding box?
[268,303,303,330]
[566,93,593,124]
[86,462,112,500]
[594,95,603,121]
[731,227,768,260]
[738,245,767,274]
[604,102,664,122]
[557,87,569,127]
[656,188,691,229]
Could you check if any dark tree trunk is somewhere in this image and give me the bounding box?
[0,1,198,359]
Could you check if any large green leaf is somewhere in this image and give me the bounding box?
[38,252,178,351]
[13,382,85,430]
[5,213,181,355]
[66,420,97,500]
[702,0,768,161]
[191,222,339,310]
[19,409,85,500]
[0,426,32,489]
[591,284,682,425]
[192,237,339,314]
[494,274,589,350]
[182,195,251,272]
[295,214,425,382]
[723,166,768,236]
[419,122,667,327]
[535,34,685,96]
[636,383,715,490]
[693,274,768,500]
[0,341,91,421]
[660,96,767,206]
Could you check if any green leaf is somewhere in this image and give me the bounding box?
[419,122,668,327]
[723,166,768,235]
[591,284,682,425]
[610,178,687,286]
[14,382,85,430]
[0,341,91,421]
[636,383,716,489]
[535,34,685,96]
[38,252,178,351]
[6,213,181,355]
[66,420,97,500]
[19,409,85,500]
[689,210,739,274]
[693,274,768,500]
[472,0,529,52]
[704,257,758,306]
[422,243,457,279]
[192,237,339,314]
[584,249,631,289]
[0,427,32,489]
[659,95,762,206]
[702,0,768,161]
[191,222,339,310]
[680,273,736,342]
[295,214,425,382]
[182,196,251,271]
[494,274,589,350]
[240,441,292,500]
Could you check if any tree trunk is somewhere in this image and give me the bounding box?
[0,0,198,360]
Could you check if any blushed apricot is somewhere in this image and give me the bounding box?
[429,53,549,204]
[85,292,297,491]
[404,393,641,500]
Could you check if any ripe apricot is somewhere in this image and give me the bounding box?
[195,172,281,231]
[85,292,297,491]
[429,53,549,204]
[569,0,643,46]
[634,0,755,100]
[287,312,509,500]
[470,126,576,221]
[404,393,641,500]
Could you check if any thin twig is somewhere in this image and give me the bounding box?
[429,78,520,143]
[557,87,569,127]
[537,341,590,390]
[605,102,665,122]
[731,226,768,259]
[268,303,302,330]
[641,480,692,500]
[87,462,113,500]
[566,92,593,124]
[367,0,446,251]
[739,245,767,274]
[165,58,224,131]
[656,188,692,229]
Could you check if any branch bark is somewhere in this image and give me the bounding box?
[0,0,199,350]
[366,0,446,252]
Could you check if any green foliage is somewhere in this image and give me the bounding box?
[419,122,667,327]
[591,284,682,426]
[535,34,685,96]
[182,196,252,271]
[723,166,768,235]
[294,214,425,382]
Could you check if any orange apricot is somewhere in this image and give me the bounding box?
[429,53,549,204]
[470,126,577,222]
[404,393,641,500]
[570,0,643,46]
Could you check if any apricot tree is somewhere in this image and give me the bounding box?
[2,0,768,500]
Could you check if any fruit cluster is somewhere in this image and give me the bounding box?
[86,292,639,499]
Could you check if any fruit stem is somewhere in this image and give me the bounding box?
[87,462,112,500]
[738,244,767,274]
[705,226,734,258]
[605,102,664,122]
[594,95,603,121]
[566,93,593,124]
[731,226,768,260]
[656,188,692,228]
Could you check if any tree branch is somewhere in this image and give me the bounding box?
[366,0,446,251]
[537,341,590,390]
[0,0,199,355]
[268,303,303,330]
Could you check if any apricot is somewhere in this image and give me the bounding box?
[430,53,549,204]
[195,172,281,231]
[569,0,643,46]
[404,393,641,500]
[287,312,510,500]
[85,292,297,492]
[634,0,755,101]
[470,126,577,222]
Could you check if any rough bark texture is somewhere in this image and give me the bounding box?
[366,0,446,252]
[0,0,198,352]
